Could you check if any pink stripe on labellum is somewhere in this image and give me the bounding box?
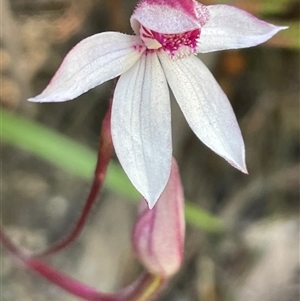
[152,28,200,56]
[139,25,200,58]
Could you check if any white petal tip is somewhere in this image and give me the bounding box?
[28,94,70,103]
[146,198,158,210]
[28,97,39,103]
[241,166,249,175]
[28,94,53,103]
[228,158,248,174]
[237,164,248,174]
[271,25,289,35]
[278,25,289,31]
[234,158,248,174]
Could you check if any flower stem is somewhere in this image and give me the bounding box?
[27,259,114,301]
[35,100,113,257]
[29,77,118,258]
[1,228,166,301]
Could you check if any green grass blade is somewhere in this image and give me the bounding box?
[1,108,223,232]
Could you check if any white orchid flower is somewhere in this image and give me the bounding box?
[29,0,286,208]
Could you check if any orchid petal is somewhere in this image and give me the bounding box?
[130,0,209,35]
[29,33,144,102]
[159,52,247,172]
[111,52,172,208]
[197,5,287,53]
[132,158,185,277]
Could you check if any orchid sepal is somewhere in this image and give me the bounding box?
[197,5,288,53]
[28,32,145,103]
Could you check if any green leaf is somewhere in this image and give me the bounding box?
[1,108,223,232]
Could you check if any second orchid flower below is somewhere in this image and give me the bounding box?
[133,158,185,277]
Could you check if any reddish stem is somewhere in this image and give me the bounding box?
[35,102,113,257]
[27,260,114,301]
[0,227,24,258]
[1,228,166,301]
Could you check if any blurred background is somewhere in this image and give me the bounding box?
[1,0,299,300]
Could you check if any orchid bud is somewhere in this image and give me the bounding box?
[132,159,185,278]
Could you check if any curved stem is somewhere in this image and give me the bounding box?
[0,227,25,258]
[35,101,113,257]
[1,228,166,301]
[1,227,113,301]
[30,78,118,258]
